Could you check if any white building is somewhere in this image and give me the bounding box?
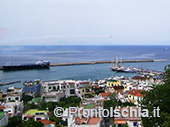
[0,111,8,127]
[4,102,24,117]
[22,109,49,121]
[6,93,22,102]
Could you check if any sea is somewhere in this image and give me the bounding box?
[0,45,170,91]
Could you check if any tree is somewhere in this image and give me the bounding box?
[7,116,22,127]
[95,88,104,95]
[23,119,43,127]
[23,95,33,104]
[49,115,67,126]
[141,65,170,127]
[24,102,38,112]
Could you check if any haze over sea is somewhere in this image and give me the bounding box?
[0,45,169,91]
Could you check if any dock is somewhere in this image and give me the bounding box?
[0,80,21,86]
[50,59,166,67]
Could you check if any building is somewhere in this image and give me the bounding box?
[2,102,24,117]
[128,89,146,105]
[114,107,142,127]
[107,79,121,87]
[0,90,6,102]
[99,92,112,100]
[107,86,124,94]
[6,93,22,102]
[41,92,65,102]
[74,117,101,127]
[41,80,91,99]
[23,80,41,97]
[0,111,8,127]
[22,109,49,121]
[39,119,56,127]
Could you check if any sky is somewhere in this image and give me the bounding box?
[0,0,170,45]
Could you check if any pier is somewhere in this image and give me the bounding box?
[50,59,166,67]
[0,80,21,86]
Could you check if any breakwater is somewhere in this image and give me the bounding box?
[50,59,166,67]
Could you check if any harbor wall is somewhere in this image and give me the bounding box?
[50,59,166,67]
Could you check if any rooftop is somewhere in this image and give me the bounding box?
[129,89,146,97]
[107,79,117,82]
[24,109,46,116]
[39,119,56,125]
[0,112,5,120]
[88,117,100,125]
[100,92,112,97]
[85,104,95,109]
[30,97,42,103]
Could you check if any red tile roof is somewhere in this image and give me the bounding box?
[100,92,112,97]
[88,117,100,125]
[8,113,12,117]
[129,89,145,97]
[39,120,56,125]
[75,117,86,125]
[68,82,75,84]
[0,106,5,109]
[114,120,126,124]
[26,115,34,118]
[79,82,89,84]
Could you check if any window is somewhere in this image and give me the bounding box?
[8,97,11,101]
[53,86,56,90]
[16,97,19,100]
[133,122,137,126]
[36,118,41,121]
[49,87,51,89]
[70,89,75,94]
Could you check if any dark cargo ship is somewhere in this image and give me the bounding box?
[2,60,50,71]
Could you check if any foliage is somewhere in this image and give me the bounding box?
[121,123,128,127]
[24,102,38,112]
[141,65,170,127]
[95,88,105,95]
[55,125,63,127]
[23,95,33,104]
[38,102,58,111]
[7,116,22,127]
[85,94,94,98]
[22,119,43,127]
[104,94,135,110]
[49,115,67,126]
[58,96,81,109]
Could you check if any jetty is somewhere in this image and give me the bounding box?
[0,80,21,86]
[50,59,166,67]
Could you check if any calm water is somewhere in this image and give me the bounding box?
[0,45,169,91]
